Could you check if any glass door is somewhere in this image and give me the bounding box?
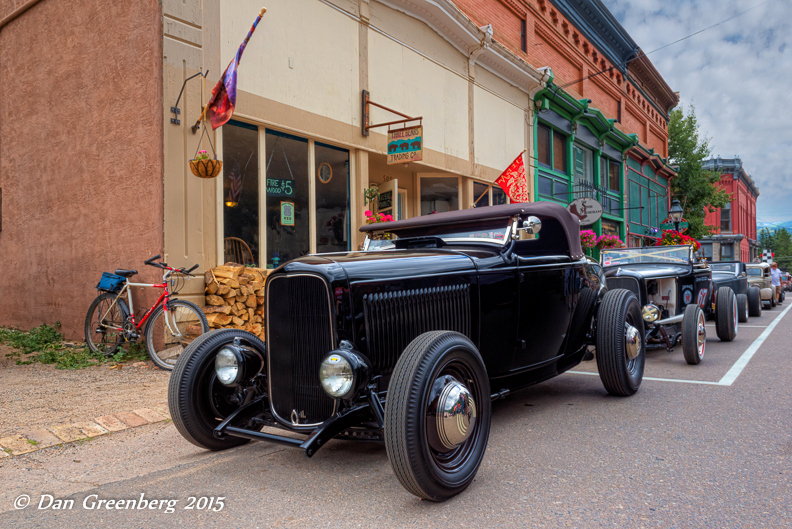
[264,130,309,268]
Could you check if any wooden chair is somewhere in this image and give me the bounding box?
[224,237,255,266]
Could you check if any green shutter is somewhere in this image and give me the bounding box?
[629,180,641,224]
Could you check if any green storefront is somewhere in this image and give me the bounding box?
[625,145,675,247]
[532,84,638,242]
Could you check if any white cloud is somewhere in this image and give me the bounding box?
[602,0,792,223]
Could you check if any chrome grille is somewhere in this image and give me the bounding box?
[266,274,335,427]
[363,285,471,373]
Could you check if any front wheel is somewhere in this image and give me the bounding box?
[384,331,491,502]
[715,287,737,342]
[85,293,128,356]
[682,304,706,365]
[169,329,265,450]
[595,289,645,396]
[145,300,209,370]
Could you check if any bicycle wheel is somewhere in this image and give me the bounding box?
[144,299,209,370]
[85,292,128,356]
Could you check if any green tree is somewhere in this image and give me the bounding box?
[667,104,731,239]
[773,228,792,270]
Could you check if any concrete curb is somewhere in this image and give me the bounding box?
[0,406,171,457]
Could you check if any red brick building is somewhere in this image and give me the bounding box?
[454,0,678,241]
[700,157,760,262]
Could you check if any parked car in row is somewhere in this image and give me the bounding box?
[600,245,739,365]
[709,261,757,319]
[169,203,647,502]
[745,262,777,309]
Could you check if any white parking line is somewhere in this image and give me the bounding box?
[717,302,792,385]
[707,324,767,328]
[568,302,792,387]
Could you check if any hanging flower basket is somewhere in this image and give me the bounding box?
[189,157,223,178]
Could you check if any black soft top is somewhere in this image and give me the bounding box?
[360,202,584,259]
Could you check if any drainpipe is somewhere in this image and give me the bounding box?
[0,0,43,30]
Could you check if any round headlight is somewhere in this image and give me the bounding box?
[319,353,354,398]
[642,304,661,323]
[215,347,239,386]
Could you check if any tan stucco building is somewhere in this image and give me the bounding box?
[1,0,550,337]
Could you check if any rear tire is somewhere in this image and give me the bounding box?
[736,294,748,323]
[84,293,128,357]
[748,287,762,317]
[595,289,645,396]
[145,300,209,370]
[384,331,491,502]
[682,304,706,365]
[169,329,265,450]
[715,287,737,342]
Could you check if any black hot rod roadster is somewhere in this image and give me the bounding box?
[600,245,739,365]
[169,202,646,501]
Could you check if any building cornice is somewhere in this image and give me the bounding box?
[703,157,760,198]
[378,0,547,92]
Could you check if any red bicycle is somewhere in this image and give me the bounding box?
[85,255,209,370]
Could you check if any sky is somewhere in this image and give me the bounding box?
[601,0,792,225]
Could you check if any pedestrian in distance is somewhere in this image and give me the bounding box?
[770,262,783,305]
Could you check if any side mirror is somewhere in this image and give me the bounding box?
[741,271,747,277]
[522,216,542,235]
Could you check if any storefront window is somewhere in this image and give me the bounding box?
[553,132,567,172]
[314,142,350,253]
[474,181,489,208]
[601,219,620,238]
[701,243,713,260]
[421,177,459,215]
[493,187,508,205]
[265,130,309,268]
[223,122,259,265]
[720,243,733,260]
[537,125,550,167]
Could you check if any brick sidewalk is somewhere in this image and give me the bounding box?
[0,405,170,457]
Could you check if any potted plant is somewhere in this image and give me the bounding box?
[364,210,394,240]
[596,233,625,250]
[189,149,223,179]
[655,229,701,252]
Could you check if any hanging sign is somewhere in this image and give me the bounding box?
[567,197,603,226]
[267,178,295,198]
[280,201,295,226]
[387,126,423,165]
[660,217,689,231]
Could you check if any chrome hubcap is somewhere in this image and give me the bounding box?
[697,312,706,357]
[733,296,738,333]
[625,323,641,360]
[435,379,477,450]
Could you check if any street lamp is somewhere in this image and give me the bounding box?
[669,199,684,232]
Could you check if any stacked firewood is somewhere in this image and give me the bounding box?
[203,263,267,339]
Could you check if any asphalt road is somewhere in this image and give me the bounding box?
[1,304,790,528]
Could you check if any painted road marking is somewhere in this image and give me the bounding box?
[707,324,767,328]
[717,302,792,385]
[569,302,792,387]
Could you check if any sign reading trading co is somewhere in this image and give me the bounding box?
[387,126,423,165]
[567,197,603,226]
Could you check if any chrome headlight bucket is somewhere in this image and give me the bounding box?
[214,342,265,387]
[642,303,661,323]
[319,347,371,401]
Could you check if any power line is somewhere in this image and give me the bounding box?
[558,0,777,90]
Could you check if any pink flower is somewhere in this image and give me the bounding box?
[385,215,394,222]
[364,210,373,217]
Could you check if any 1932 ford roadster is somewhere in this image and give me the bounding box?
[600,245,739,366]
[169,203,646,501]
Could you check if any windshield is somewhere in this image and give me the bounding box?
[364,224,512,250]
[747,268,762,277]
[710,263,736,273]
[601,246,691,266]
